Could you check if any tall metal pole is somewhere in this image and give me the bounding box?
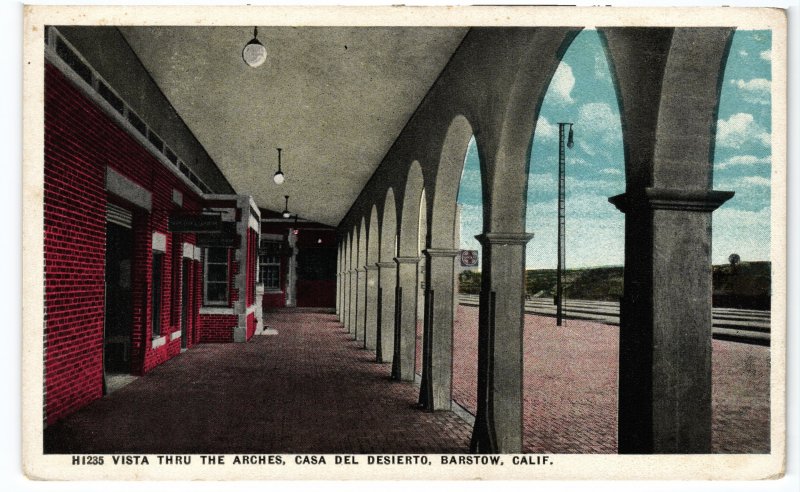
[556,122,573,327]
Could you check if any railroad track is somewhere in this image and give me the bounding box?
[458,294,771,345]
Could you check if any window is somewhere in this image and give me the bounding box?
[151,251,164,337]
[204,247,229,305]
[259,241,282,291]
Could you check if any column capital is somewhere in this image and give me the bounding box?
[394,256,421,265]
[349,269,357,274]
[364,265,378,272]
[423,248,460,258]
[375,261,395,268]
[475,232,534,246]
[355,267,366,273]
[609,188,735,213]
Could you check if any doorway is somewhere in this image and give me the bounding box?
[104,217,134,392]
[181,258,191,349]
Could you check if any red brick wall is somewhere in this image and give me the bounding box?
[197,315,236,343]
[44,62,205,424]
[44,64,107,424]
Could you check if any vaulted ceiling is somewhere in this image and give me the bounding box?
[119,27,467,226]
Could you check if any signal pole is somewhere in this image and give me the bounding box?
[556,122,574,326]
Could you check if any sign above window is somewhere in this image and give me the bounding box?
[168,213,223,232]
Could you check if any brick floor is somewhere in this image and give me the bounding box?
[452,305,771,454]
[44,308,770,455]
[44,310,471,454]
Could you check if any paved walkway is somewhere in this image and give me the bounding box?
[45,308,770,455]
[452,305,770,454]
[44,310,471,454]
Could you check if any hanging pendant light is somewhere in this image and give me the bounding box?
[282,195,291,219]
[273,148,285,184]
[242,26,267,68]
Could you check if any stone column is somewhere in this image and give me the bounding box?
[419,248,460,411]
[348,269,357,336]
[376,261,397,363]
[364,265,379,351]
[470,232,533,454]
[610,188,732,453]
[391,256,420,381]
[335,271,341,320]
[336,248,342,320]
[355,267,366,343]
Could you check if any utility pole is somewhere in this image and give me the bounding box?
[556,122,574,326]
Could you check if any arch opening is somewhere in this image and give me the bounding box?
[523,29,625,453]
[711,29,772,311]
[451,135,483,415]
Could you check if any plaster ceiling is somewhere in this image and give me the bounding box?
[120,26,467,226]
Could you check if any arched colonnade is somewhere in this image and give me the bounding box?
[336,27,735,454]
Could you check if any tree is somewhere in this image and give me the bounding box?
[728,253,741,274]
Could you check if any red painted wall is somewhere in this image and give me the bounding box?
[246,312,256,340]
[44,63,205,424]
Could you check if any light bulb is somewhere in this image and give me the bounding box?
[243,40,267,68]
[273,171,285,184]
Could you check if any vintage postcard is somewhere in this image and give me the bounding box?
[21,4,787,481]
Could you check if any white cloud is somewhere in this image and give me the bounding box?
[600,167,623,176]
[528,172,556,188]
[730,78,771,105]
[534,116,558,141]
[738,49,749,57]
[715,174,772,192]
[576,102,620,157]
[550,62,575,104]
[526,194,624,268]
[716,154,771,170]
[760,49,771,61]
[741,176,771,187]
[458,203,483,252]
[716,113,771,149]
[712,206,771,263]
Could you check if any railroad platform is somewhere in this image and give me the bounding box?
[44,309,770,455]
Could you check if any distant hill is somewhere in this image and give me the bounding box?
[458,261,771,309]
[712,261,771,310]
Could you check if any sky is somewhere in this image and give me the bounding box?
[457,29,773,269]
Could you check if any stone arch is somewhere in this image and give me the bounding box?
[364,205,381,351]
[355,216,368,343]
[597,27,735,454]
[416,188,428,378]
[381,188,398,262]
[344,229,353,333]
[599,28,673,191]
[398,161,425,258]
[377,187,398,363]
[429,115,476,249]
[367,205,380,265]
[358,216,367,268]
[654,28,734,188]
[485,29,581,233]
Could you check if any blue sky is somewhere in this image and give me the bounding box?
[457,29,772,269]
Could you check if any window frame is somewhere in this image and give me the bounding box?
[203,246,230,306]
[151,251,164,338]
[259,241,282,292]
